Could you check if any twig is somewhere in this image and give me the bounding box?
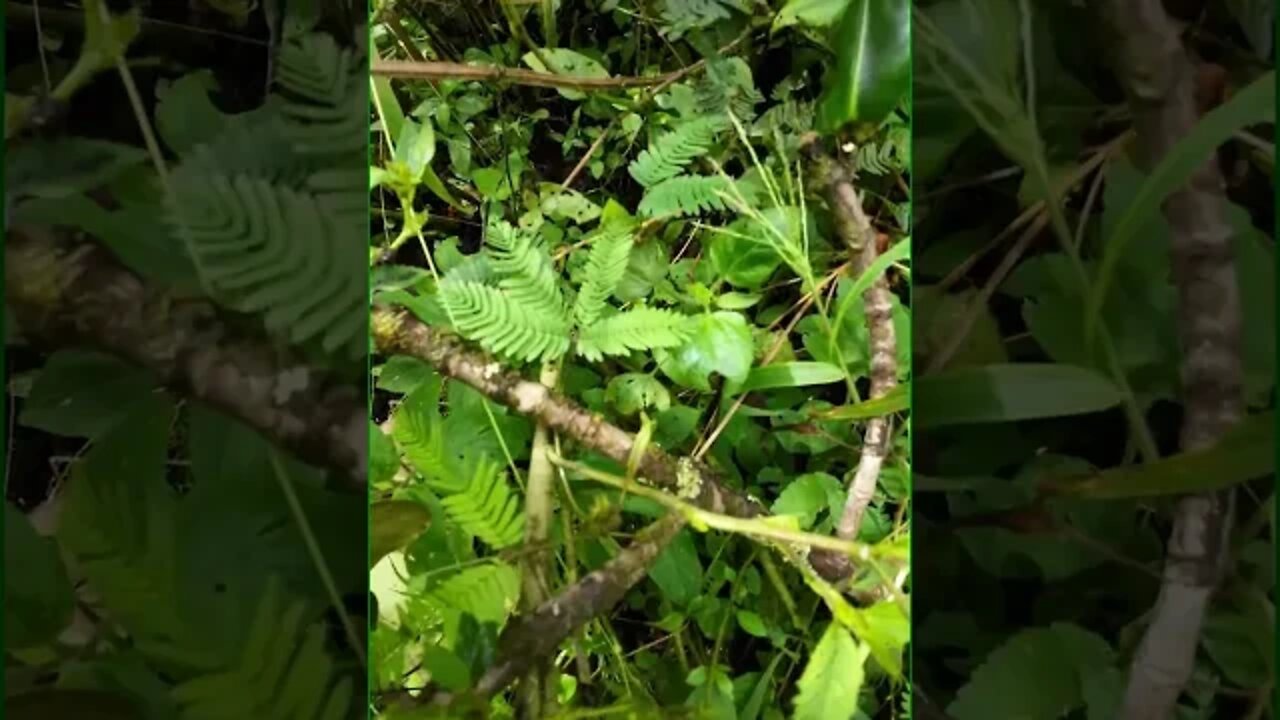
[371,59,683,90]
[6,226,366,487]
[403,513,687,711]
[1091,1,1243,718]
[517,361,561,718]
[807,142,901,561]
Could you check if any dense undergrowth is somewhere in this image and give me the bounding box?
[368,1,911,718]
[912,1,1276,718]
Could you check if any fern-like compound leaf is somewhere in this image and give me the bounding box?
[427,561,521,625]
[275,33,365,156]
[628,116,728,188]
[573,228,635,328]
[638,175,736,218]
[172,576,354,720]
[391,387,455,486]
[439,280,572,363]
[171,173,365,360]
[660,0,750,39]
[576,307,692,361]
[485,222,566,315]
[436,457,525,549]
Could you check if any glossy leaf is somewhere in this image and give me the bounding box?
[738,362,845,393]
[658,311,755,392]
[915,364,1123,427]
[395,118,436,180]
[372,75,405,141]
[773,0,851,31]
[816,0,910,133]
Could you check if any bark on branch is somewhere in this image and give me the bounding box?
[805,140,901,577]
[5,225,367,488]
[371,59,682,90]
[1090,2,1243,718]
[400,514,687,712]
[371,305,768,521]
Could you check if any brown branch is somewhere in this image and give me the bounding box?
[371,59,681,90]
[5,225,367,488]
[411,514,687,711]
[371,306,764,520]
[806,141,902,572]
[1090,2,1243,718]
[482,514,685,694]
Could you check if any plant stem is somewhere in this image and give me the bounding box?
[518,360,562,719]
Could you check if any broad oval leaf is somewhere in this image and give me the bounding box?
[370,500,432,569]
[395,118,436,180]
[793,623,870,720]
[817,0,910,133]
[915,364,1123,427]
[657,311,755,392]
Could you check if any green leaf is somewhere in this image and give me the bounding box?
[428,562,520,624]
[772,472,842,530]
[376,355,437,394]
[736,610,769,638]
[573,229,635,328]
[1085,71,1276,348]
[739,362,845,393]
[793,623,869,720]
[522,48,610,101]
[606,373,672,416]
[915,364,1123,428]
[773,0,852,31]
[948,623,1117,720]
[6,138,146,200]
[13,194,198,290]
[155,70,229,154]
[576,307,690,361]
[648,530,704,607]
[1051,411,1273,499]
[370,501,432,570]
[369,421,400,487]
[372,75,405,142]
[395,118,436,180]
[816,0,910,133]
[5,503,75,650]
[20,351,159,440]
[709,226,783,289]
[715,291,762,310]
[814,385,908,420]
[419,646,473,692]
[539,184,601,225]
[658,311,755,392]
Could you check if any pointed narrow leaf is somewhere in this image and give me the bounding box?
[915,364,1122,427]
[1050,411,1274,499]
[738,362,846,393]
